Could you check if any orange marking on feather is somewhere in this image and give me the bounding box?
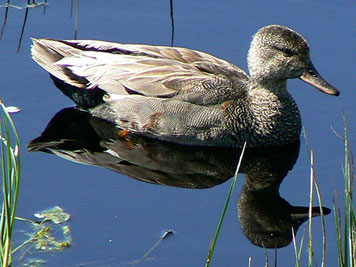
[143,112,162,130]
[118,129,130,138]
[221,100,233,110]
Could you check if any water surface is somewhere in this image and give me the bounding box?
[0,0,355,266]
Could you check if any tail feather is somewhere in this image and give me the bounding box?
[31,38,87,88]
[31,38,105,108]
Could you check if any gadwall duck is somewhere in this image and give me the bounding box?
[31,25,339,147]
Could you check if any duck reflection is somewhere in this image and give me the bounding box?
[27,108,330,248]
[239,158,330,248]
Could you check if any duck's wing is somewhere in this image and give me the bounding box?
[31,39,249,105]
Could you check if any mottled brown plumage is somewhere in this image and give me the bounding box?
[31,25,339,147]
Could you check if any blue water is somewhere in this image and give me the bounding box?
[1,0,355,266]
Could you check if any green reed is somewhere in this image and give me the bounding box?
[306,150,328,267]
[293,116,355,267]
[0,101,21,266]
[333,115,355,267]
[206,142,247,267]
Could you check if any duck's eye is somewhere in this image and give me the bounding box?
[274,46,295,57]
[279,48,294,57]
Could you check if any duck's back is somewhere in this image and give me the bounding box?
[31,39,249,98]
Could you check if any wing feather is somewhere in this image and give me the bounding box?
[31,39,249,105]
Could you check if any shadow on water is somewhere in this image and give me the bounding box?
[169,0,174,46]
[0,0,48,51]
[0,0,80,51]
[27,107,331,249]
[0,0,175,50]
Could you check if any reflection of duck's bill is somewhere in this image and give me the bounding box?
[300,65,340,96]
[291,206,331,221]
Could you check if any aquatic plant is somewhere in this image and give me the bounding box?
[333,116,355,267]
[294,117,355,267]
[0,101,21,266]
[206,142,247,267]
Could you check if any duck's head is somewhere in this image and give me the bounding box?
[247,25,339,96]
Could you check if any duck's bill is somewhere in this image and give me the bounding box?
[300,66,340,96]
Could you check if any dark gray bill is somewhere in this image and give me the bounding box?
[300,65,339,96]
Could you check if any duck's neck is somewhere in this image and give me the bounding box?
[249,78,291,105]
[246,79,301,146]
[251,76,288,95]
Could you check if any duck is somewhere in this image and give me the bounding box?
[31,25,339,147]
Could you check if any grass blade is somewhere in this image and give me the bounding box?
[0,100,21,266]
[341,114,355,267]
[206,142,247,267]
[307,150,315,267]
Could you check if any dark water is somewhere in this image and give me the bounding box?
[0,0,355,266]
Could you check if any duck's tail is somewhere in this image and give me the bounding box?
[31,38,105,108]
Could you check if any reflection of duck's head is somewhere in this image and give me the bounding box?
[238,182,331,248]
[236,141,329,249]
[248,25,339,96]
